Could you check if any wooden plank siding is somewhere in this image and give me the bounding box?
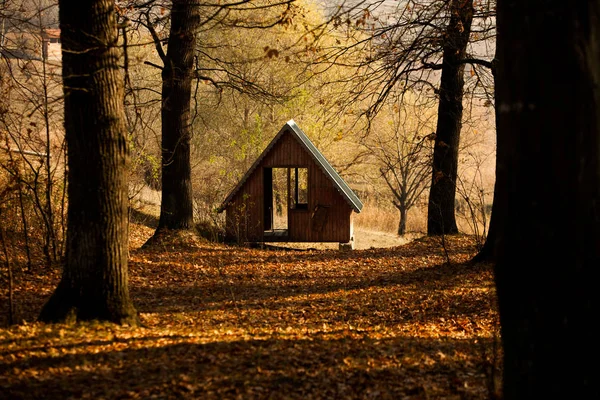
[224,130,353,243]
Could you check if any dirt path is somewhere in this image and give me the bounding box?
[353,228,423,249]
[265,228,423,251]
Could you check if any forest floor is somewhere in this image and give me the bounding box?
[0,224,502,399]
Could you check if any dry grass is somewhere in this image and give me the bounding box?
[355,202,490,240]
[354,203,428,236]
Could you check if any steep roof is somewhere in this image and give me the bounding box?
[218,119,363,213]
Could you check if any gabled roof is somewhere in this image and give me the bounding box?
[218,119,363,213]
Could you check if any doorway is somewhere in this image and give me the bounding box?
[264,168,289,232]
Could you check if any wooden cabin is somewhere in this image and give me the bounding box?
[218,120,363,246]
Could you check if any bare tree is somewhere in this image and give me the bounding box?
[150,0,199,233]
[0,0,65,267]
[363,92,434,235]
[426,0,474,235]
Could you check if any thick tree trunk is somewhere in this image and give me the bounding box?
[155,0,199,232]
[494,1,600,397]
[39,0,138,325]
[427,0,473,236]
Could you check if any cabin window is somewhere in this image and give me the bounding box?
[290,167,308,209]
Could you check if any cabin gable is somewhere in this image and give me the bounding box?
[220,120,362,244]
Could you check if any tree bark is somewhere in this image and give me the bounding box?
[39,0,138,325]
[427,0,473,235]
[155,0,199,232]
[494,1,600,397]
[397,207,407,236]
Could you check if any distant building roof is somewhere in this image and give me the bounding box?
[43,29,60,39]
[218,119,363,213]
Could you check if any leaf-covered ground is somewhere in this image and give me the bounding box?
[0,225,502,399]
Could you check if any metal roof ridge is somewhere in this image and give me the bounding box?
[285,120,363,213]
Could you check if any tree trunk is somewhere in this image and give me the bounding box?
[494,1,600,397]
[155,0,199,232]
[39,0,138,325]
[0,211,15,325]
[427,0,473,235]
[397,206,407,236]
[470,187,497,262]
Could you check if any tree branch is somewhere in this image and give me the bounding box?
[144,10,166,63]
[463,57,494,70]
[144,60,163,70]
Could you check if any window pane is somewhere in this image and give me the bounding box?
[291,167,308,208]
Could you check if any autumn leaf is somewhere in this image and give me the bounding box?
[0,225,501,399]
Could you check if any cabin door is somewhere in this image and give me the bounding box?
[264,168,288,232]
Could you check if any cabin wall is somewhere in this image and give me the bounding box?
[225,131,354,243]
